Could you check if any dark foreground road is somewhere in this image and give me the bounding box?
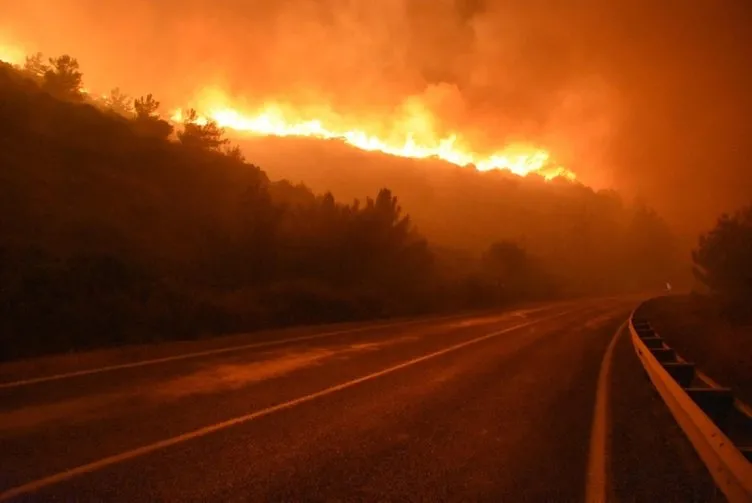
[0,298,720,502]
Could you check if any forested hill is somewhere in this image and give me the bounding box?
[239,133,681,291]
[0,56,676,360]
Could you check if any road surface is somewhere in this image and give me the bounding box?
[0,298,720,501]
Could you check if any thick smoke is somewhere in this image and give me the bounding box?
[1,0,750,234]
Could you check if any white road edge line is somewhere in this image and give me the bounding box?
[0,308,576,501]
[585,320,626,503]
[0,310,525,389]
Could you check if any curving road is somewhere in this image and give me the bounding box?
[0,298,720,501]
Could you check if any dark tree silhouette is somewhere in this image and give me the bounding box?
[178,109,229,151]
[223,144,246,163]
[106,87,133,117]
[134,94,161,119]
[42,55,83,101]
[482,241,552,301]
[23,52,48,78]
[693,204,752,301]
[132,93,173,139]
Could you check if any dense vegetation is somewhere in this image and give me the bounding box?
[239,133,681,294]
[0,53,676,360]
[692,204,752,320]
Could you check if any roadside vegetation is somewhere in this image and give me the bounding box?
[0,53,676,360]
[640,203,752,404]
[692,204,752,320]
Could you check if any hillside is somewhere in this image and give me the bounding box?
[0,57,677,360]
[236,133,681,292]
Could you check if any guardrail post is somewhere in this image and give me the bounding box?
[640,337,665,349]
[661,362,696,388]
[634,326,656,338]
[649,347,677,363]
[686,388,735,432]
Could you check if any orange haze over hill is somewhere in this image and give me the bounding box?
[4,0,752,235]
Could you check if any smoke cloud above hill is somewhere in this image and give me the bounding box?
[1,0,750,232]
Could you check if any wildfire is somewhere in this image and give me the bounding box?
[172,91,576,181]
[1,38,574,180]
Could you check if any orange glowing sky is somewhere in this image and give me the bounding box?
[0,1,630,185]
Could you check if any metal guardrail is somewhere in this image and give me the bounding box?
[629,311,752,503]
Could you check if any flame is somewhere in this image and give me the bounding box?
[173,90,576,181]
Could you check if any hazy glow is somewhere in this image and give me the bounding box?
[0,44,24,65]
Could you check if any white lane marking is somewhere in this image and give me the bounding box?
[0,305,565,389]
[0,308,576,501]
[585,320,626,503]
[0,312,495,389]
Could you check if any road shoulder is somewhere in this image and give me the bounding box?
[608,324,720,502]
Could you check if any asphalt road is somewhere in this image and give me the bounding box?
[0,298,720,502]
